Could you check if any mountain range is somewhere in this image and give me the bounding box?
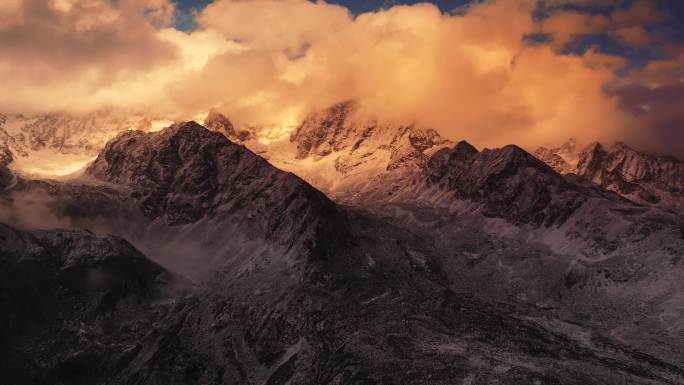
[1,104,683,384]
[535,139,684,211]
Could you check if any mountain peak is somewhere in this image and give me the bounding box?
[290,100,449,165]
[203,109,236,137]
[535,138,684,206]
[290,100,360,159]
[427,143,585,226]
[560,137,577,151]
[453,140,478,156]
[203,110,254,142]
[168,120,207,135]
[583,141,605,154]
[86,122,347,259]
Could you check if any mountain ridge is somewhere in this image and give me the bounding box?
[1,109,684,384]
[535,139,684,209]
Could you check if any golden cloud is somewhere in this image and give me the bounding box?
[0,0,681,155]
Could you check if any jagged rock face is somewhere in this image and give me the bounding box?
[0,223,174,385]
[576,142,684,203]
[536,140,684,207]
[203,109,237,137]
[534,138,578,174]
[0,111,144,155]
[0,111,154,178]
[204,110,253,142]
[291,101,357,159]
[273,101,452,202]
[87,121,347,256]
[291,101,450,171]
[0,166,11,190]
[0,142,12,167]
[427,142,588,226]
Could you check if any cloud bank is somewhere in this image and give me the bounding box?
[0,0,682,155]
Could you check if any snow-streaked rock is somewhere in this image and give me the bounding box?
[0,111,150,178]
[536,139,684,210]
[424,142,593,226]
[265,101,452,200]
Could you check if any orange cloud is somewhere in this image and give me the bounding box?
[612,0,666,26]
[0,0,182,114]
[538,0,667,49]
[0,0,681,155]
[539,11,610,47]
[607,45,684,155]
[614,26,653,47]
[162,0,631,150]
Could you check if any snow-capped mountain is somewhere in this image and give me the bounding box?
[291,101,448,169]
[535,139,684,210]
[251,101,452,201]
[533,138,580,174]
[0,111,150,177]
[362,138,680,254]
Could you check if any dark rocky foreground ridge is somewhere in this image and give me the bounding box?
[1,122,684,384]
[86,121,346,256]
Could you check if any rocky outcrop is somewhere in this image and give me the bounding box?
[0,162,12,190]
[426,142,589,226]
[0,111,143,155]
[536,139,684,207]
[86,121,348,257]
[534,138,578,174]
[291,101,450,171]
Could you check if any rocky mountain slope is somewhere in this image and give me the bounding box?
[2,121,348,278]
[3,217,682,385]
[535,139,684,210]
[0,223,178,385]
[424,142,590,226]
[2,117,684,384]
[86,121,348,275]
[337,138,684,369]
